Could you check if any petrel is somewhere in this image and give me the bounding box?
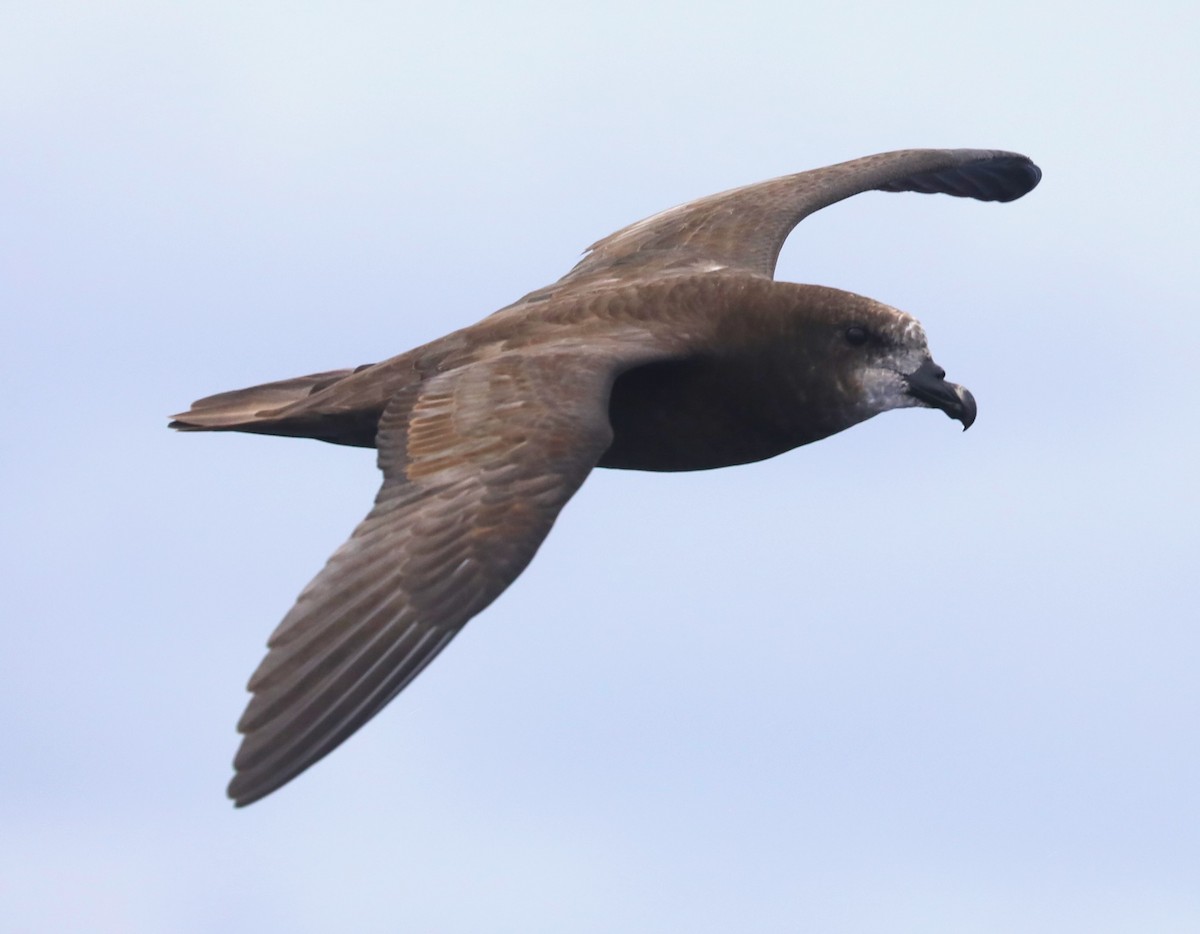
[172,148,1041,805]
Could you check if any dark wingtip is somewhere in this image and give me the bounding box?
[986,155,1042,202]
[227,773,268,808]
[878,151,1042,203]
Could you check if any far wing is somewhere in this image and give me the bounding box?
[227,350,634,805]
[555,148,1041,286]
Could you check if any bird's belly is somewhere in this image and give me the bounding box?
[598,358,819,472]
[599,421,795,472]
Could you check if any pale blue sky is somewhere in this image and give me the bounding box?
[3,3,1198,932]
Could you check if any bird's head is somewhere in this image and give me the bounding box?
[794,285,977,431]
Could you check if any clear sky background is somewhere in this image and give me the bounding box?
[3,2,1197,932]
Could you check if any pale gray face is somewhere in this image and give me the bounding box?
[823,299,976,429]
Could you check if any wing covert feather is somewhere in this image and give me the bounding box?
[227,352,630,805]
[558,148,1040,285]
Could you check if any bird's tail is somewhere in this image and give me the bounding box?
[169,368,357,433]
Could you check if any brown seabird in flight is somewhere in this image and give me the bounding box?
[171,148,1041,805]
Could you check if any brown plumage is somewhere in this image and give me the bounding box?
[171,148,1041,805]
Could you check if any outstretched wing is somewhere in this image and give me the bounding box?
[228,350,636,805]
[554,148,1041,287]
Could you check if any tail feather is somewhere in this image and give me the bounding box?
[169,368,357,431]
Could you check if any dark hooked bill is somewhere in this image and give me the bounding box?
[905,359,977,430]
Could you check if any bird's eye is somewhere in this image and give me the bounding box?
[844,326,869,346]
